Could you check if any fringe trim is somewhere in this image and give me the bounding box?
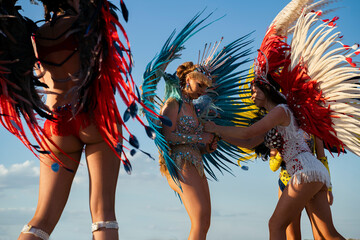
[291,169,331,189]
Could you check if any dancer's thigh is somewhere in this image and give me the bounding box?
[271,180,324,228]
[167,164,211,221]
[27,141,83,234]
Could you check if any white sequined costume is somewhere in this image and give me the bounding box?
[267,104,331,188]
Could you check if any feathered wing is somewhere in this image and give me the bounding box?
[235,66,260,165]
[194,34,257,177]
[269,0,315,36]
[0,1,56,158]
[269,0,338,36]
[257,0,360,155]
[283,7,360,155]
[141,12,218,185]
[63,0,158,173]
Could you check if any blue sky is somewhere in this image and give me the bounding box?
[0,0,360,239]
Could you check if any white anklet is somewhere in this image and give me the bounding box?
[21,225,50,240]
[91,221,119,232]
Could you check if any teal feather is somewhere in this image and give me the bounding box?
[141,11,221,187]
[195,32,257,174]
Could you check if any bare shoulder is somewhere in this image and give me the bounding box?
[163,98,179,109]
[270,104,291,126]
[161,98,180,116]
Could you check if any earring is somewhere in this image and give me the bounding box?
[186,82,190,89]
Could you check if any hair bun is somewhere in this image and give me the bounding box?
[176,61,197,82]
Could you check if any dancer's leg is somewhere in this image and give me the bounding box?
[277,187,302,240]
[167,164,211,240]
[269,181,324,240]
[85,139,120,240]
[305,190,344,240]
[18,135,83,240]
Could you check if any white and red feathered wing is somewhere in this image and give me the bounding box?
[257,0,360,155]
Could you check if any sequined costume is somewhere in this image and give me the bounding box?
[265,104,331,188]
[159,98,205,177]
[269,132,332,191]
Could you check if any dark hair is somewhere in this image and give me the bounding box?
[254,74,287,107]
[37,0,76,21]
[252,74,286,160]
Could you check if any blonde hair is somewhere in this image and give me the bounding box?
[176,61,211,88]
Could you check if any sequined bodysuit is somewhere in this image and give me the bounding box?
[265,104,331,188]
[159,99,205,177]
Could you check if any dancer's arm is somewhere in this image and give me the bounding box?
[205,106,289,140]
[221,134,265,149]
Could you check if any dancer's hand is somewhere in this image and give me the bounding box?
[327,190,334,206]
[207,134,218,153]
[199,132,214,144]
[204,121,217,134]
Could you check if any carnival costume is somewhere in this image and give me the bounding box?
[255,0,360,186]
[141,12,255,185]
[0,0,54,158]
[1,0,161,174]
[9,0,165,238]
[269,134,332,191]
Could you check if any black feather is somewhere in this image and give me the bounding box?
[145,125,156,139]
[129,135,139,149]
[159,115,172,127]
[119,0,129,22]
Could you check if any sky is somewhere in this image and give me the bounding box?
[0,0,360,239]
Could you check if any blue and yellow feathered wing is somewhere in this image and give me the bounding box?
[141,11,256,184]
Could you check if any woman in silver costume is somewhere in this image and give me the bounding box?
[160,61,217,240]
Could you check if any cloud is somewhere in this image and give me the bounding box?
[0,207,35,225]
[72,163,88,185]
[0,161,39,190]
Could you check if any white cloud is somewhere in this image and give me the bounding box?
[0,164,9,175]
[0,161,39,190]
[0,207,36,226]
[73,164,88,185]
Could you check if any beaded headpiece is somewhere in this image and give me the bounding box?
[252,49,285,99]
[196,37,232,82]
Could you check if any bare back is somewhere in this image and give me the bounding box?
[35,15,80,108]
